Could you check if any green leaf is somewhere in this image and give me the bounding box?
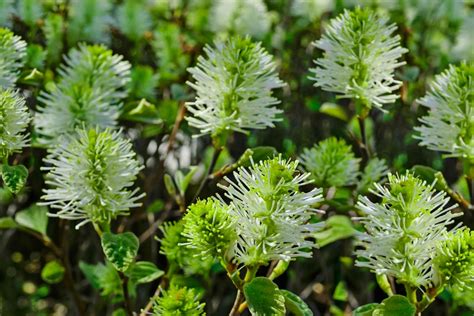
[101,232,139,272]
[243,277,286,316]
[237,147,277,168]
[164,174,177,197]
[410,165,449,191]
[112,308,127,316]
[121,99,163,124]
[373,295,416,316]
[354,303,379,316]
[319,102,348,121]
[280,290,313,316]
[127,261,164,284]
[1,164,28,193]
[0,217,18,229]
[333,281,348,302]
[15,204,48,235]
[175,167,198,195]
[41,260,65,284]
[79,261,103,289]
[314,215,357,247]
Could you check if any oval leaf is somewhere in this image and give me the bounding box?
[128,261,164,284]
[101,232,139,272]
[243,277,286,316]
[0,217,18,229]
[373,295,416,316]
[15,204,48,235]
[41,260,65,284]
[1,164,28,193]
[354,303,379,316]
[280,289,313,316]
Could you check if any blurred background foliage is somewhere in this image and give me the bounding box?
[0,0,473,315]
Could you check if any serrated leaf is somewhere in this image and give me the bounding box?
[0,217,18,229]
[373,295,416,316]
[127,261,164,284]
[314,215,357,247]
[243,277,286,316]
[320,102,348,121]
[41,260,65,284]
[280,290,313,316]
[15,204,48,235]
[101,232,139,272]
[1,164,28,193]
[354,303,379,316]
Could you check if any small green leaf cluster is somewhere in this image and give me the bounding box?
[152,285,206,316]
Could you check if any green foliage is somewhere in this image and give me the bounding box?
[1,164,28,194]
[243,277,286,316]
[101,232,139,272]
[373,295,416,316]
[14,204,48,235]
[41,260,65,284]
[280,290,313,316]
[313,215,357,247]
[152,285,206,316]
[127,261,164,285]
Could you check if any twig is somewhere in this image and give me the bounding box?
[357,116,372,162]
[119,271,133,316]
[229,290,243,316]
[165,102,187,157]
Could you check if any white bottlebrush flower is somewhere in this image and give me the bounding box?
[67,0,112,45]
[291,0,334,22]
[219,156,323,266]
[0,0,14,27]
[0,88,30,160]
[414,62,473,160]
[355,172,461,288]
[35,44,131,144]
[41,128,144,229]
[186,36,285,140]
[310,8,407,111]
[209,0,271,39]
[299,137,361,187]
[116,0,152,41]
[0,28,27,88]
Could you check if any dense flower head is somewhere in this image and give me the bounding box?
[186,36,285,140]
[310,7,407,111]
[291,0,333,22]
[433,228,474,291]
[0,88,30,160]
[209,0,271,39]
[152,285,206,316]
[219,156,323,266]
[159,221,213,276]
[41,128,143,229]
[0,28,27,88]
[299,137,361,188]
[35,44,131,144]
[356,172,461,287]
[182,197,236,261]
[67,0,112,45]
[415,62,474,160]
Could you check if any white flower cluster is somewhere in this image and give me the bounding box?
[35,44,131,144]
[186,36,285,140]
[209,0,271,39]
[219,156,323,266]
[0,89,30,160]
[0,28,26,88]
[291,0,333,22]
[356,173,460,287]
[415,63,473,160]
[310,8,407,110]
[41,128,143,229]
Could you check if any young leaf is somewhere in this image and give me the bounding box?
[354,303,379,316]
[280,289,313,316]
[0,217,18,229]
[79,261,103,289]
[15,204,48,235]
[243,277,286,315]
[101,232,139,272]
[333,281,348,302]
[41,260,65,284]
[127,261,164,284]
[313,215,357,247]
[373,295,416,316]
[1,164,28,193]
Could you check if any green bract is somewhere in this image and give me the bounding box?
[35,44,131,143]
[0,28,26,88]
[186,36,285,142]
[182,197,236,261]
[152,285,206,316]
[41,128,143,229]
[310,7,407,112]
[415,62,474,161]
[299,137,361,187]
[356,172,461,287]
[0,88,30,160]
